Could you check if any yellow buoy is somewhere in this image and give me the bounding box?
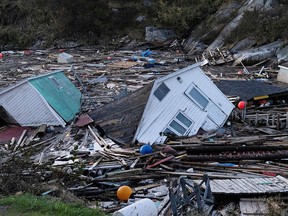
[117,185,133,201]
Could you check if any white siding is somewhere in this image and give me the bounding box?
[134,64,234,144]
[201,118,218,131]
[0,82,66,126]
[277,66,288,83]
[206,102,227,126]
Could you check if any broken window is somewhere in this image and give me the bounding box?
[154,82,170,101]
[186,87,209,109]
[164,112,193,136]
[49,76,63,89]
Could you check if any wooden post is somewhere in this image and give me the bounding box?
[255,112,258,126]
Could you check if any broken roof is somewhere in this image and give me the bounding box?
[90,82,153,144]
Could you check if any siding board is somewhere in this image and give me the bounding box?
[0,82,65,126]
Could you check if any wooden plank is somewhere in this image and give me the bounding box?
[13,129,27,151]
[145,156,174,169]
[239,198,268,216]
[134,183,161,192]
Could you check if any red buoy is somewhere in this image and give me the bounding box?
[238,101,246,110]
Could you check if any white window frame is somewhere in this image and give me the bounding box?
[185,84,209,110]
[163,111,194,136]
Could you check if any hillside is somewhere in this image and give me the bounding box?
[0,0,287,52]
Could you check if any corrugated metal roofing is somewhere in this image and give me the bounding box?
[29,71,82,122]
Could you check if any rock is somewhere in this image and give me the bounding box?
[145,26,176,43]
[230,37,256,53]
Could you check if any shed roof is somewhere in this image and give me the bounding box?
[214,80,287,100]
[0,70,63,96]
[29,71,81,122]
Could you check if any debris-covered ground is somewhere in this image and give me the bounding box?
[1,46,288,216]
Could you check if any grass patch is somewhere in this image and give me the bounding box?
[0,194,106,216]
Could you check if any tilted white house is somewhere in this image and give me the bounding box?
[133,62,235,144]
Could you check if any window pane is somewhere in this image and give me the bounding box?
[176,113,192,127]
[169,120,186,135]
[189,88,208,109]
[154,83,170,101]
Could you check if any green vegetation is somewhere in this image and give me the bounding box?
[0,0,228,47]
[152,0,225,37]
[227,3,288,46]
[1,0,288,48]
[0,194,106,216]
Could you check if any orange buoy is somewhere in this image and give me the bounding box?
[117,185,133,201]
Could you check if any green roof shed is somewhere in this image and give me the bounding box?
[29,71,82,122]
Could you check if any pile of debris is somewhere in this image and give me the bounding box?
[1,47,288,215]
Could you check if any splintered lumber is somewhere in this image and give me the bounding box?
[183,150,288,161]
[130,158,140,169]
[170,161,288,177]
[145,155,174,169]
[103,168,143,178]
[88,125,104,148]
[134,183,161,192]
[88,157,103,170]
[13,130,27,151]
[91,174,167,182]
[13,136,56,155]
[186,145,288,154]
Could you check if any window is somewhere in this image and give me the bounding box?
[163,112,193,136]
[154,82,170,101]
[187,87,209,109]
[49,76,63,89]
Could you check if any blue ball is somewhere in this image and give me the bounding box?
[140,145,153,155]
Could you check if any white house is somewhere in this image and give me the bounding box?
[133,62,235,144]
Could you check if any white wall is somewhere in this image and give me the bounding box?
[0,82,65,126]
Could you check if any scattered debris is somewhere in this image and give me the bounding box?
[1,46,288,215]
